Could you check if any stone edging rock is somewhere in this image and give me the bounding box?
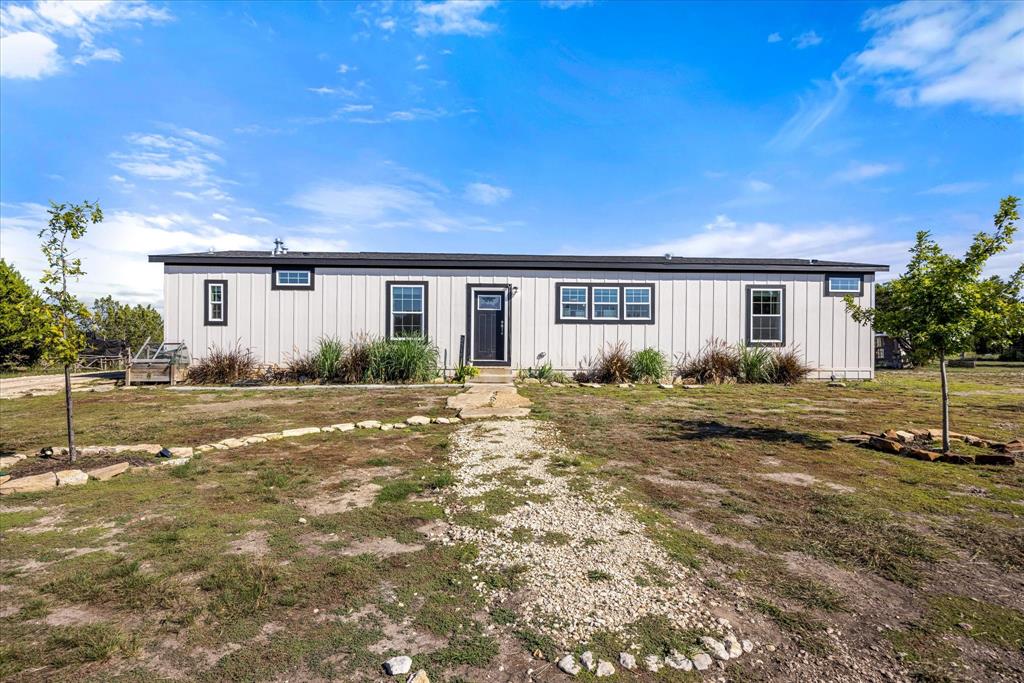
[0,414,458,496]
[839,428,1021,466]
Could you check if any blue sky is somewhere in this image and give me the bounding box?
[1,0,1022,304]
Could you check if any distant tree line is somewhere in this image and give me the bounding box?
[0,259,162,370]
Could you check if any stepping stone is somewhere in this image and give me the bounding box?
[0,472,57,495]
[87,462,130,481]
[56,469,88,487]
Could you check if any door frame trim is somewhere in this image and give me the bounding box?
[466,283,512,367]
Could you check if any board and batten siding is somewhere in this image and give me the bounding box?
[164,266,876,379]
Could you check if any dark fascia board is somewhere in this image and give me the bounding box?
[150,252,888,274]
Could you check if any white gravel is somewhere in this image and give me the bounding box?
[443,419,742,651]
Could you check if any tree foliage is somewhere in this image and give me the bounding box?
[0,259,46,369]
[31,201,104,367]
[846,196,1024,363]
[845,195,1023,452]
[90,295,163,351]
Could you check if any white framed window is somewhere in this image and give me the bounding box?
[592,287,620,319]
[559,286,588,320]
[275,270,311,287]
[748,287,783,344]
[388,282,427,338]
[624,286,652,320]
[827,275,861,294]
[204,280,227,326]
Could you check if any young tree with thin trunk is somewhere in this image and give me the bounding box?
[845,195,1023,453]
[31,201,103,464]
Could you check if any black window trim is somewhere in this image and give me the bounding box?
[271,266,315,291]
[554,282,656,325]
[745,284,785,347]
[385,280,429,340]
[823,272,864,297]
[204,279,228,327]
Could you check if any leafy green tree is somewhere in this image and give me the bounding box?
[30,201,104,463]
[846,196,1024,453]
[91,295,163,351]
[0,260,46,369]
[969,275,1024,356]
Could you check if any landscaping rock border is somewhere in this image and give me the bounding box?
[0,413,460,496]
[844,428,1020,467]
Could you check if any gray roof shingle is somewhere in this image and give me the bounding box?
[149,250,888,272]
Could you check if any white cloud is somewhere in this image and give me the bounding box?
[747,179,773,193]
[832,161,901,182]
[0,0,171,78]
[109,128,233,209]
[337,63,353,73]
[290,180,510,234]
[414,0,497,36]
[793,30,823,49]
[211,212,229,221]
[308,86,340,95]
[0,31,60,78]
[703,214,737,230]
[464,182,511,205]
[919,181,987,195]
[767,32,782,43]
[768,74,850,150]
[72,45,120,65]
[854,1,1024,113]
[622,216,878,262]
[377,17,396,31]
[541,0,593,8]
[0,202,261,305]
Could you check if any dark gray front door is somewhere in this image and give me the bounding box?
[473,290,505,362]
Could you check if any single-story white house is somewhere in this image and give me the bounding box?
[149,248,887,379]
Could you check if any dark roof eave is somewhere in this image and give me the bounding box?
[149,253,888,273]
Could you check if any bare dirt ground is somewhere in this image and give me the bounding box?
[0,372,121,400]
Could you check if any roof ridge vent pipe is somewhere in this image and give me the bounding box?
[272,238,288,256]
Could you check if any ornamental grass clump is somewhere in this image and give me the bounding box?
[629,347,668,383]
[187,343,258,384]
[736,344,776,384]
[313,336,345,382]
[771,347,812,384]
[365,337,439,383]
[677,338,740,384]
[594,341,632,383]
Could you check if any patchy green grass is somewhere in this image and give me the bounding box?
[521,365,1024,680]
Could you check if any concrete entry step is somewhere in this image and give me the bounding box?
[467,366,515,385]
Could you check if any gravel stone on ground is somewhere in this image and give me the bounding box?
[443,419,745,654]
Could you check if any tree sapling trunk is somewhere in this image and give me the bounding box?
[939,350,950,454]
[64,363,76,463]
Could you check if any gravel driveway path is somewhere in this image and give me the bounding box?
[444,419,747,668]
